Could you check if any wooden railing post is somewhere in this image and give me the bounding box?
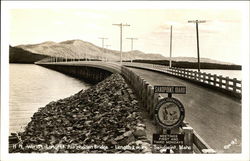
[142,79,146,100]
[183,69,186,78]
[213,74,217,86]
[140,78,144,101]
[135,75,140,95]
[202,73,205,83]
[187,69,190,78]
[225,77,229,90]
[149,86,154,116]
[143,82,149,108]
[194,71,197,80]
[233,78,237,92]
[219,75,222,88]
[146,84,152,112]
[207,73,211,84]
[239,80,242,93]
[198,72,201,81]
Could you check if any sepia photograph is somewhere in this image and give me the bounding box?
[1,1,249,161]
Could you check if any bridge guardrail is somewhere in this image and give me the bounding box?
[121,66,216,154]
[123,63,241,99]
[169,67,241,93]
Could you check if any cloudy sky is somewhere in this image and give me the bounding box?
[8,1,247,64]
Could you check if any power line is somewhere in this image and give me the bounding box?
[112,23,130,63]
[188,20,206,72]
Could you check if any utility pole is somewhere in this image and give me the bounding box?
[105,45,111,62]
[126,37,138,63]
[85,47,87,61]
[99,37,108,61]
[126,38,137,51]
[112,23,130,64]
[188,20,206,72]
[169,25,173,68]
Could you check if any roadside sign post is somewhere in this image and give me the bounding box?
[153,86,193,153]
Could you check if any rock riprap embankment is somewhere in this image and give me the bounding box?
[9,73,151,153]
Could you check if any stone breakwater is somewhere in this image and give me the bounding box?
[9,73,151,153]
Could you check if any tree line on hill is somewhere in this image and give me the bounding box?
[131,59,241,70]
[9,46,48,63]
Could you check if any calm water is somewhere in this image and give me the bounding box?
[9,64,91,134]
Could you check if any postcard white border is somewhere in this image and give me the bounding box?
[1,1,249,161]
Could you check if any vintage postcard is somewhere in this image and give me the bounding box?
[1,1,249,161]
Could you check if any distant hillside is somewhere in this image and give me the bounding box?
[9,46,48,63]
[15,39,168,61]
[12,39,239,67]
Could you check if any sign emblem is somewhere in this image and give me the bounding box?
[155,97,185,129]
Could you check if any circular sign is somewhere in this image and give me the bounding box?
[155,97,185,129]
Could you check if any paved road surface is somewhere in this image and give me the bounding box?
[128,67,241,153]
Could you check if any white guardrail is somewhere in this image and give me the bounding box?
[123,63,242,99]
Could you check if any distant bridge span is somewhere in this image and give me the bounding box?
[35,61,241,153]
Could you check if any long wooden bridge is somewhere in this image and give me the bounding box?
[35,60,242,153]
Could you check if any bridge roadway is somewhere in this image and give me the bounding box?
[38,61,122,74]
[126,66,241,153]
[38,61,241,153]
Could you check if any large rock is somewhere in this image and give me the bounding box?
[9,74,150,153]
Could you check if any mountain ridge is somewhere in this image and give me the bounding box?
[14,39,235,65]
